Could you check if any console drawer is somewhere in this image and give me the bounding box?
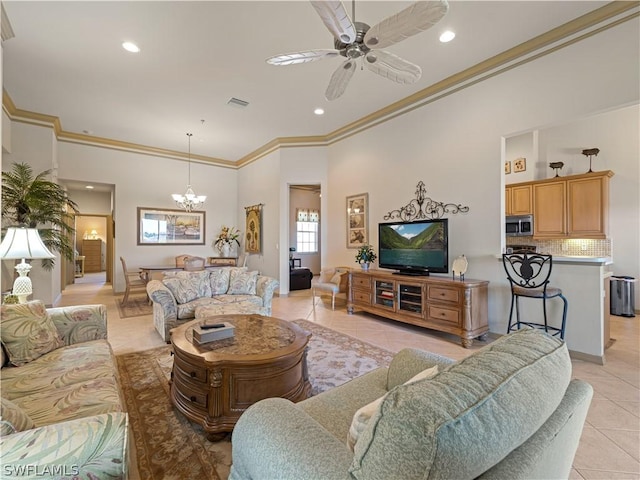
[427,305,461,326]
[351,275,371,289]
[428,286,460,304]
[352,290,371,304]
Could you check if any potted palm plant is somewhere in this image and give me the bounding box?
[355,244,377,270]
[2,162,79,269]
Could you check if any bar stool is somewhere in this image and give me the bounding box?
[502,253,568,340]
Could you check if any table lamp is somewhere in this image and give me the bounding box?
[0,227,55,303]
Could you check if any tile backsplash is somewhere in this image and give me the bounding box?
[506,237,611,257]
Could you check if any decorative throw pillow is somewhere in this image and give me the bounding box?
[210,268,232,295]
[162,277,200,304]
[0,301,64,366]
[0,397,35,436]
[227,270,258,295]
[346,365,439,451]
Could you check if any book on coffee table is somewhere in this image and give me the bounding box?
[193,322,235,344]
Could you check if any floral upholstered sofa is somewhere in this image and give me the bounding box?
[147,267,279,341]
[0,301,128,479]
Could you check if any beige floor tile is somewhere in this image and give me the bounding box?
[600,429,640,462]
[573,427,640,474]
[587,399,640,430]
[577,470,640,479]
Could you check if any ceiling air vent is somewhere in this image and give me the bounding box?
[227,97,249,109]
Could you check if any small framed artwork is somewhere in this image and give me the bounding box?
[513,157,527,173]
[504,161,511,174]
[346,193,368,248]
[137,207,205,245]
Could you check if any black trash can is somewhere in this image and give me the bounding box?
[610,276,636,317]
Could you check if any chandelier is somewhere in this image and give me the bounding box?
[172,132,206,212]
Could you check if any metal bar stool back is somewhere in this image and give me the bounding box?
[502,253,568,339]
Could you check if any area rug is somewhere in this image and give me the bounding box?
[115,296,153,319]
[116,318,394,480]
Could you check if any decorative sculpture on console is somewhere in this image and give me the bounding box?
[384,181,470,221]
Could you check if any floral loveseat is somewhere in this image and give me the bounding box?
[0,301,128,479]
[147,267,279,341]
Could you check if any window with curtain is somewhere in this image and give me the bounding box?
[296,208,319,253]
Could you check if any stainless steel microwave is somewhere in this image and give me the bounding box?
[506,215,534,236]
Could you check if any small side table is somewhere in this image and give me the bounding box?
[75,256,85,278]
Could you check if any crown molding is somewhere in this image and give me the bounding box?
[3,1,637,169]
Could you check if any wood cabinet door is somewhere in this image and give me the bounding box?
[533,182,566,237]
[510,184,532,215]
[505,187,512,216]
[567,176,608,238]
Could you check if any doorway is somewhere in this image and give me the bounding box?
[73,214,113,285]
[289,184,321,276]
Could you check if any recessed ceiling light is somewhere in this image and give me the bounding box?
[439,31,455,43]
[122,41,140,53]
[314,108,325,115]
[85,185,94,189]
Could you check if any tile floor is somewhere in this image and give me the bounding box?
[57,273,640,479]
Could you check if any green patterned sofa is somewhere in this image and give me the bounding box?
[230,329,593,480]
[0,301,128,479]
[147,267,279,341]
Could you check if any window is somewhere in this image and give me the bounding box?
[296,221,318,253]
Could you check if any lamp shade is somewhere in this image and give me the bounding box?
[0,228,55,260]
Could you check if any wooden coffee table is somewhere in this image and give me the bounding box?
[170,314,312,440]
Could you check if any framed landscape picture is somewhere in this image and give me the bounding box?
[137,207,205,245]
[346,193,368,249]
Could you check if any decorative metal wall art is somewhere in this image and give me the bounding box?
[384,181,469,222]
[244,204,264,254]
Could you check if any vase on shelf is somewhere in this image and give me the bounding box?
[221,243,231,257]
[361,262,370,271]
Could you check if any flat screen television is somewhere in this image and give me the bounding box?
[378,219,448,276]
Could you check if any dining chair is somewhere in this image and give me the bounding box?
[183,256,206,271]
[120,256,148,305]
[175,254,191,268]
[502,253,568,339]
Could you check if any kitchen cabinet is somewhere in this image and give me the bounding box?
[348,270,489,348]
[507,170,613,239]
[505,184,532,215]
[533,181,566,237]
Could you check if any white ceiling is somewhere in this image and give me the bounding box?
[3,1,611,163]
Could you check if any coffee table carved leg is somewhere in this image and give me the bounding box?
[209,369,223,419]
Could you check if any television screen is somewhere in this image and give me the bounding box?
[378,219,448,275]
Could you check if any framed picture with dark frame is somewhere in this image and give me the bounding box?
[137,207,205,245]
[346,193,368,249]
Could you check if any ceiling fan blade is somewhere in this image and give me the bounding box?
[364,50,422,84]
[266,49,340,66]
[310,1,356,44]
[364,0,449,49]
[325,59,356,101]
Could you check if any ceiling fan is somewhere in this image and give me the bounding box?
[266,0,449,101]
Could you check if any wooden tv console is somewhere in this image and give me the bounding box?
[348,269,489,348]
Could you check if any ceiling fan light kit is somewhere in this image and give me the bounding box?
[266,0,449,100]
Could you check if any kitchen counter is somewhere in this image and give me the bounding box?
[496,253,612,363]
[550,255,612,265]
